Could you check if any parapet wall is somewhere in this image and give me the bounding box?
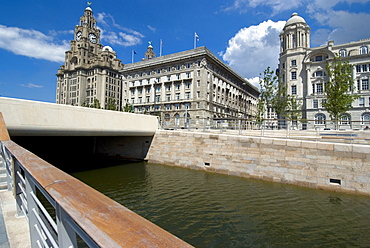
[146,130,370,195]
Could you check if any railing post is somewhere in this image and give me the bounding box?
[56,204,78,248]
[14,160,25,218]
[25,170,40,248]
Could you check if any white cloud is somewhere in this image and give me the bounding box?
[148,25,156,32]
[20,83,43,88]
[224,0,302,13]
[247,76,260,89]
[222,20,285,79]
[96,12,144,47]
[0,25,68,63]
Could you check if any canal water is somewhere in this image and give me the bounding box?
[72,162,370,247]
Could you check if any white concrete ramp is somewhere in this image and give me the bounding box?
[0,97,158,136]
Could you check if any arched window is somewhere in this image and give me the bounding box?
[360,46,368,55]
[340,114,351,125]
[174,114,180,127]
[315,113,326,125]
[361,113,370,125]
[339,49,347,57]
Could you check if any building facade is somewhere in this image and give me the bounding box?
[56,6,124,109]
[121,45,259,129]
[279,13,370,130]
[56,6,259,128]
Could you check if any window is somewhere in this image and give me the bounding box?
[197,70,201,76]
[340,114,351,125]
[146,88,150,94]
[165,105,171,110]
[175,104,180,110]
[197,91,200,98]
[339,49,346,57]
[167,75,171,81]
[362,113,370,125]
[315,55,323,62]
[359,97,365,107]
[313,99,318,108]
[131,82,135,86]
[177,74,181,80]
[315,113,326,125]
[314,71,323,77]
[360,46,368,55]
[186,82,191,89]
[138,97,142,103]
[197,102,200,109]
[185,92,190,99]
[155,95,160,102]
[197,80,201,87]
[146,96,150,102]
[291,71,297,80]
[362,64,368,72]
[186,72,191,78]
[156,86,161,92]
[316,83,323,93]
[291,60,297,66]
[362,79,369,90]
[356,65,362,72]
[176,84,181,90]
[291,85,297,95]
[166,85,171,91]
[175,93,180,100]
[166,94,171,101]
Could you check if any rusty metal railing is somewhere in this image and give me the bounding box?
[0,113,192,248]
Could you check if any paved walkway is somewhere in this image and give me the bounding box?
[0,190,30,248]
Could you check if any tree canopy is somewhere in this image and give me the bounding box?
[323,55,359,129]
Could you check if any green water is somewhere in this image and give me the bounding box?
[73,162,370,247]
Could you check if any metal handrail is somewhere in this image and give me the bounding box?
[0,140,193,248]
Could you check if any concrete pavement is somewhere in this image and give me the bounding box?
[0,190,30,248]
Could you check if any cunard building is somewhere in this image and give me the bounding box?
[56,5,259,127]
[121,45,259,128]
[279,13,370,130]
[56,5,123,109]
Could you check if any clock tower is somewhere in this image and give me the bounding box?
[56,5,124,110]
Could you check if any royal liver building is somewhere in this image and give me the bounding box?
[56,6,123,109]
[56,5,259,128]
[279,13,370,130]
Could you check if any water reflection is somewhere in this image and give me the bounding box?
[73,163,370,247]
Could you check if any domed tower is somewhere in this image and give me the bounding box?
[280,13,310,53]
[144,41,156,60]
[278,13,310,126]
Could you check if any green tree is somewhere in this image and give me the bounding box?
[81,100,90,108]
[257,67,300,128]
[257,67,278,124]
[106,97,117,111]
[123,102,133,112]
[323,55,359,130]
[91,98,101,109]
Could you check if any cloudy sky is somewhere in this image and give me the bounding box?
[0,0,369,102]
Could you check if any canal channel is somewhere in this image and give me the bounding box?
[72,162,370,247]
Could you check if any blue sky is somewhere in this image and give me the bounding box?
[0,0,369,102]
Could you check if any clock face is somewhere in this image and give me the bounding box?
[76,31,82,41]
[88,33,97,44]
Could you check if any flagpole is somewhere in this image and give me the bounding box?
[159,39,163,57]
[194,33,196,49]
[131,50,134,63]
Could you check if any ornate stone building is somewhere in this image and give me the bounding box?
[121,45,259,128]
[56,6,124,109]
[279,13,370,130]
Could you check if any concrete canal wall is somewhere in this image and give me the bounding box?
[146,130,370,196]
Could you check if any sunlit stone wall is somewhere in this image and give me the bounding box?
[146,130,370,195]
